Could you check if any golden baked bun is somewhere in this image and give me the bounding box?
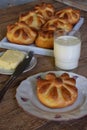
[37,73,78,108]
[42,18,73,32]
[34,2,55,20]
[6,22,37,45]
[19,10,45,30]
[42,17,58,31]
[35,29,54,49]
[55,8,80,25]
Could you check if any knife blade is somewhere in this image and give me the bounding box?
[0,51,34,102]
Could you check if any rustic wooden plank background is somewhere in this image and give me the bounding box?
[55,0,87,11]
[0,0,87,130]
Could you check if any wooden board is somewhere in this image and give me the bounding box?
[55,0,87,11]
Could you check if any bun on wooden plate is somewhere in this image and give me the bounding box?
[6,22,37,45]
[37,73,78,108]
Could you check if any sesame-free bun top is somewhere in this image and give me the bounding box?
[37,72,78,108]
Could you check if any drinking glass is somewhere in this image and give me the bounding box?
[54,30,81,70]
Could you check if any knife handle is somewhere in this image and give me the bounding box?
[0,76,16,102]
[0,51,34,102]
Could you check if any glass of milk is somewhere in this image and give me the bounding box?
[54,30,81,70]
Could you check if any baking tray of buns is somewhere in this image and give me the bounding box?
[0,17,84,56]
[0,3,84,56]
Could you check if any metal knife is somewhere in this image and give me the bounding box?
[0,51,34,102]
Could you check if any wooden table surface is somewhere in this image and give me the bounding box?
[0,0,87,130]
[55,0,87,11]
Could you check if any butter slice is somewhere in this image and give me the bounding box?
[0,50,25,71]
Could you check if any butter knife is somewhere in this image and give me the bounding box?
[0,51,34,102]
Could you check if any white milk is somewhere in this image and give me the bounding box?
[54,36,81,70]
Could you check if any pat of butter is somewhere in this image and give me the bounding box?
[0,50,25,71]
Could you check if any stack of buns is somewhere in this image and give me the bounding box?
[36,72,78,108]
[6,2,80,49]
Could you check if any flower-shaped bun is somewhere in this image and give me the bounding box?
[7,22,37,45]
[37,73,78,108]
[55,8,80,25]
[34,2,55,20]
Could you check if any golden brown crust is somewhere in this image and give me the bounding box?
[19,10,45,30]
[42,18,73,32]
[36,17,73,49]
[35,29,54,49]
[37,73,78,108]
[45,73,57,80]
[34,2,55,20]
[6,3,81,48]
[55,8,80,25]
[6,22,37,45]
[35,17,73,49]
